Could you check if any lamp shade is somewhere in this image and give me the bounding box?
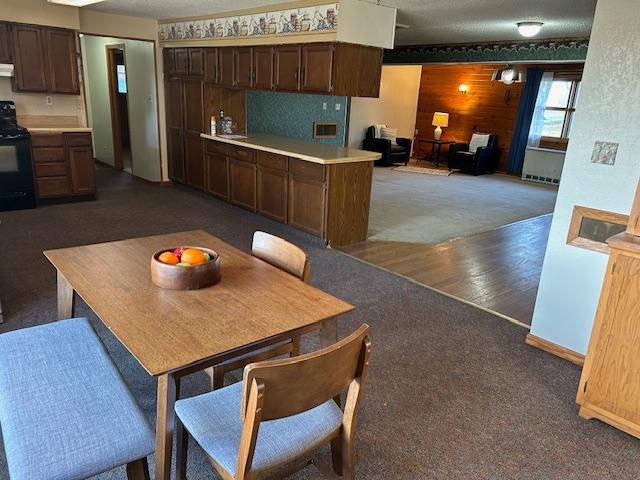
[432,112,449,128]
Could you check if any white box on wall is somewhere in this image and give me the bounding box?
[336,0,396,49]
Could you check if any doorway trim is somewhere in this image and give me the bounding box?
[106,43,130,171]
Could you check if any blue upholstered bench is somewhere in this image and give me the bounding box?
[0,318,155,480]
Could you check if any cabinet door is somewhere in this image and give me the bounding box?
[274,45,300,92]
[206,152,229,200]
[163,48,175,75]
[0,23,12,63]
[258,167,288,223]
[184,133,205,189]
[301,43,334,93]
[167,128,184,182]
[165,77,183,129]
[174,48,189,75]
[235,47,253,88]
[253,46,273,90]
[45,28,79,94]
[188,48,204,76]
[288,174,326,237]
[183,79,203,134]
[229,158,257,211]
[204,47,218,83]
[218,48,235,87]
[68,146,96,195]
[12,24,47,92]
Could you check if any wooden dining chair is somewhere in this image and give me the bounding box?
[208,231,310,389]
[175,324,371,480]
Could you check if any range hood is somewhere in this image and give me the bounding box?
[0,64,14,77]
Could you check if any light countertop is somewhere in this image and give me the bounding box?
[28,127,93,133]
[200,133,380,165]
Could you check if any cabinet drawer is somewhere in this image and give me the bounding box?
[257,150,288,171]
[205,139,228,156]
[64,132,92,146]
[228,144,256,163]
[36,177,71,198]
[35,162,67,177]
[33,147,65,163]
[31,134,63,147]
[289,158,325,181]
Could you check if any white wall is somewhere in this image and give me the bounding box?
[348,65,421,148]
[337,0,396,49]
[81,35,161,182]
[530,0,640,354]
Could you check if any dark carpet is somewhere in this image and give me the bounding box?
[1,168,639,480]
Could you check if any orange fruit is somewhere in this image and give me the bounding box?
[159,251,179,265]
[181,248,206,265]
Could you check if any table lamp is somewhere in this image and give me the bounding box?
[432,112,449,140]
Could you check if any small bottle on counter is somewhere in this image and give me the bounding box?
[210,115,216,136]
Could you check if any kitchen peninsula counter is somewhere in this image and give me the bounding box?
[199,133,378,247]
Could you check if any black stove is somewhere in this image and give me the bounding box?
[0,101,35,211]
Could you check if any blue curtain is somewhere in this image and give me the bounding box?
[507,67,544,174]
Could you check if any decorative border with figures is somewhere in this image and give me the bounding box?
[159,3,339,41]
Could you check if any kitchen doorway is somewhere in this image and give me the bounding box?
[106,44,132,173]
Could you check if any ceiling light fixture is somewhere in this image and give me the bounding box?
[517,21,544,38]
[47,0,107,6]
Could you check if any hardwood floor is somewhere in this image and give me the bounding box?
[339,214,552,326]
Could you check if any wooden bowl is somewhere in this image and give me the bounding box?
[150,246,221,290]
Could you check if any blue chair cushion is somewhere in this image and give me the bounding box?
[0,318,155,480]
[175,381,343,477]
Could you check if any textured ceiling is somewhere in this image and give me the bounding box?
[86,0,597,46]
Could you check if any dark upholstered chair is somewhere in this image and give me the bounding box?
[449,133,500,175]
[362,126,411,166]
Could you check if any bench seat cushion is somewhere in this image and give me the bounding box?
[0,318,155,480]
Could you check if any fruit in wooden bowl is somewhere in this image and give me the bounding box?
[150,246,221,290]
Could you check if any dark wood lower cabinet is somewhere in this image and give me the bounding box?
[68,145,95,194]
[184,134,205,189]
[257,166,288,223]
[167,128,185,183]
[206,152,229,200]
[288,173,326,237]
[229,158,257,211]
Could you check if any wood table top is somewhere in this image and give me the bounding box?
[44,230,354,376]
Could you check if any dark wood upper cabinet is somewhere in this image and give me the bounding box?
[333,43,382,98]
[253,46,274,90]
[204,48,218,83]
[163,48,176,75]
[45,28,79,94]
[188,48,204,76]
[235,47,253,88]
[174,48,189,75]
[0,23,12,63]
[218,48,235,87]
[12,24,47,92]
[301,43,334,93]
[274,45,301,92]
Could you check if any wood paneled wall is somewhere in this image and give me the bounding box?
[415,64,523,171]
[204,84,246,134]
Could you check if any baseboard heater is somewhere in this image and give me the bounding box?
[521,147,565,185]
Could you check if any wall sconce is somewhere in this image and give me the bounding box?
[459,84,469,95]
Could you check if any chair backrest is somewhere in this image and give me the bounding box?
[251,231,310,282]
[242,324,370,421]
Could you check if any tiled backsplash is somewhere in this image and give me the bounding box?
[246,90,347,146]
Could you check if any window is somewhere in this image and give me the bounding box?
[117,64,127,94]
[541,79,580,139]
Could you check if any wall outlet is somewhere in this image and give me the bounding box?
[335,103,341,111]
[322,102,327,110]
[45,96,53,106]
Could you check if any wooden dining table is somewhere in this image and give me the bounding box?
[44,230,354,480]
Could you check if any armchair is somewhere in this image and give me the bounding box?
[362,125,412,166]
[449,133,500,175]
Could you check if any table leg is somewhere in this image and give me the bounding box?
[156,373,177,480]
[57,270,75,320]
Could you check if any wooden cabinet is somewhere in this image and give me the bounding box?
[44,28,79,94]
[163,48,175,75]
[257,151,287,222]
[12,24,47,92]
[333,43,383,97]
[188,48,204,76]
[229,158,257,211]
[288,159,326,236]
[301,44,334,93]
[174,48,189,75]
[206,152,229,200]
[235,47,253,88]
[218,48,235,87]
[185,133,205,189]
[167,128,185,182]
[0,23,12,63]
[183,79,204,188]
[32,132,95,199]
[274,45,301,92]
[204,48,218,83]
[165,77,185,183]
[253,47,274,90]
